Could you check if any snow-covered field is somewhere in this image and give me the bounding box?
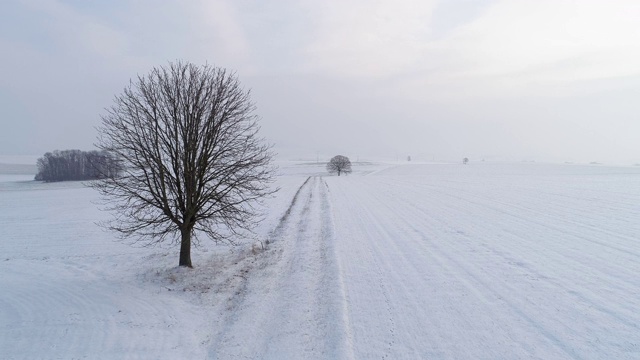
[1,162,639,359]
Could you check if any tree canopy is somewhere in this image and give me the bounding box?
[92,61,276,267]
[327,155,352,176]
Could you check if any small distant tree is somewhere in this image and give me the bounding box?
[327,155,352,176]
[92,61,276,268]
[463,157,469,165]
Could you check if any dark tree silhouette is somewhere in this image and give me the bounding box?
[463,157,469,165]
[35,149,119,182]
[327,155,352,176]
[92,61,276,268]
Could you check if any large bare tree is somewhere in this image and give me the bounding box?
[93,61,276,267]
[327,155,352,176]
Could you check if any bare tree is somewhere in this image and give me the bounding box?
[327,155,352,176]
[92,61,276,268]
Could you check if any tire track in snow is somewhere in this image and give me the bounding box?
[274,176,312,231]
[207,176,316,356]
[209,176,353,359]
[319,177,356,360]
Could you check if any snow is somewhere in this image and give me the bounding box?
[1,162,639,359]
[328,163,640,359]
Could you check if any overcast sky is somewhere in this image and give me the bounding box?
[1,0,639,164]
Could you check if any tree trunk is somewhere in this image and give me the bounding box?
[179,228,192,267]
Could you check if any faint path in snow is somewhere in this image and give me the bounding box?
[208,176,354,359]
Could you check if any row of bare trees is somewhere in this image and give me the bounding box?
[35,149,120,182]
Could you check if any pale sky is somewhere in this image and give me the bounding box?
[1,0,640,163]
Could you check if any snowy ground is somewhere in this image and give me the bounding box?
[1,162,639,359]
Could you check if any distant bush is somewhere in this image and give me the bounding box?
[35,149,120,182]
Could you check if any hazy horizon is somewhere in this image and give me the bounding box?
[2,0,639,164]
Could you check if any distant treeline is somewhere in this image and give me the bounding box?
[35,149,120,182]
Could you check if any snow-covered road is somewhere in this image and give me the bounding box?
[209,176,353,359]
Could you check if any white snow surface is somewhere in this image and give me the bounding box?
[1,162,639,359]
